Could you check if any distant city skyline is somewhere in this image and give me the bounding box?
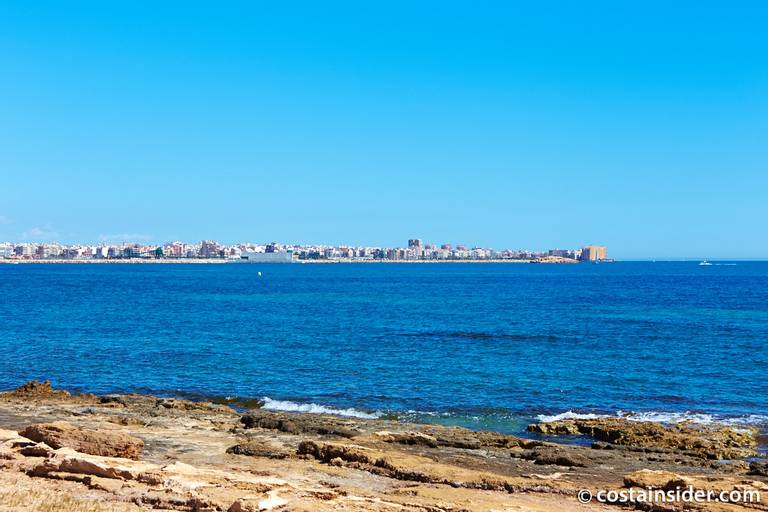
[3,237,764,261]
[0,238,605,263]
[1,2,766,260]
[0,233,764,261]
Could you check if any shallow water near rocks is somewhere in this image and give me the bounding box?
[1,261,767,437]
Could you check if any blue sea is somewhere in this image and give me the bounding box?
[2,262,767,436]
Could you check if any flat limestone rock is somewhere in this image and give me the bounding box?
[19,421,144,460]
[512,446,592,467]
[623,469,687,490]
[296,439,549,493]
[28,447,157,480]
[0,429,27,446]
[373,431,439,448]
[226,440,291,459]
[240,410,362,438]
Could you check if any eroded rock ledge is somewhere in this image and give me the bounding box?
[527,417,759,460]
[0,381,765,511]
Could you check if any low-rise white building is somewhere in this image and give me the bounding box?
[240,250,294,263]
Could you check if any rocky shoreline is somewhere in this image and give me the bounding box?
[1,381,766,511]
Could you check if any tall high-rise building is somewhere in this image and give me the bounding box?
[580,245,608,261]
[200,240,221,258]
[408,239,423,258]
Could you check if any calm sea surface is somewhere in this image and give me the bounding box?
[2,262,767,434]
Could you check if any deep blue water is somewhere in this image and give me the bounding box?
[1,262,767,434]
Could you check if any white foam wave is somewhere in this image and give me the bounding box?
[622,411,768,426]
[620,411,717,424]
[403,409,455,418]
[537,410,768,427]
[261,397,381,419]
[536,411,606,422]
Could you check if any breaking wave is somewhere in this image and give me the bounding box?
[619,411,768,426]
[536,411,606,422]
[537,410,768,427]
[260,397,381,419]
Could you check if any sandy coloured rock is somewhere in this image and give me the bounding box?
[19,421,144,460]
[226,440,291,459]
[0,380,766,511]
[528,417,759,459]
[240,409,362,438]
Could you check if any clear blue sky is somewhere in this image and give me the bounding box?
[1,1,766,259]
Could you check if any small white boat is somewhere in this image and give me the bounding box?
[699,260,712,266]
